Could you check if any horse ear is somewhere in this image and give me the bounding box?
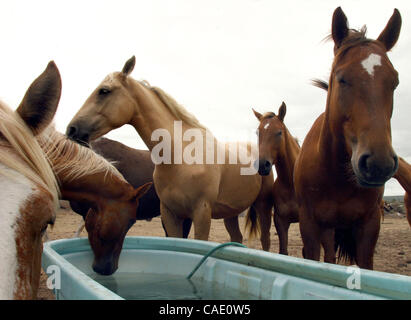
[278,102,286,122]
[252,108,262,121]
[16,61,62,136]
[331,7,349,51]
[122,56,136,77]
[377,9,401,52]
[133,182,152,201]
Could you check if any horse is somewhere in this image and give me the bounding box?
[37,128,151,275]
[66,58,274,250]
[253,102,300,254]
[293,7,401,269]
[0,62,61,299]
[393,157,411,228]
[68,137,192,238]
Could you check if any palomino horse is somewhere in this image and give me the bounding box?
[294,7,401,269]
[66,58,274,249]
[393,157,411,228]
[0,62,61,299]
[68,137,192,238]
[253,102,300,254]
[37,128,151,275]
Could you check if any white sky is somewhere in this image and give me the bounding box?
[0,0,410,195]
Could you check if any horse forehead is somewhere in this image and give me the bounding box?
[361,53,382,77]
[101,73,121,86]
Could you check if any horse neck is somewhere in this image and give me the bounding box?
[318,90,350,167]
[128,80,190,151]
[59,170,133,202]
[274,129,300,187]
[394,158,411,193]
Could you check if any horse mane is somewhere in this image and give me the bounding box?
[311,79,328,91]
[140,80,207,130]
[0,102,60,207]
[37,125,126,183]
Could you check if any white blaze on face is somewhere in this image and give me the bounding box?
[263,123,270,130]
[0,164,34,299]
[361,53,382,77]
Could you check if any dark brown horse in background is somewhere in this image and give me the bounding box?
[393,157,411,228]
[294,7,401,269]
[69,137,192,238]
[253,102,300,255]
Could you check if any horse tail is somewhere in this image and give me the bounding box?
[244,205,261,241]
[334,227,356,265]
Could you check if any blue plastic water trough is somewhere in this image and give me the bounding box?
[42,237,411,300]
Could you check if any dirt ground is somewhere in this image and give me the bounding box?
[37,207,411,300]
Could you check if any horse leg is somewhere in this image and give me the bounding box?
[354,214,380,270]
[182,219,192,238]
[320,228,336,264]
[299,207,321,261]
[160,202,184,238]
[273,212,290,255]
[254,201,272,251]
[192,201,212,241]
[73,221,85,238]
[223,216,243,243]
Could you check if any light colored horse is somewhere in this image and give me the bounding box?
[253,102,300,255]
[37,126,151,275]
[0,62,61,299]
[66,58,274,249]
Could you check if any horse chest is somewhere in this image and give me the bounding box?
[313,196,376,226]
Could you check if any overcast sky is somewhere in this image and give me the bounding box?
[0,0,410,195]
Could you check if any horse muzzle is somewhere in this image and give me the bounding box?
[66,121,91,146]
[353,151,398,187]
[254,159,272,176]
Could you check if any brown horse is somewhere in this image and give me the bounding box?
[37,128,151,275]
[69,137,192,238]
[66,58,274,249]
[0,62,61,299]
[393,157,411,228]
[253,102,300,255]
[294,7,401,269]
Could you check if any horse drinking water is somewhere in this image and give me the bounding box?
[37,127,152,275]
[294,7,401,269]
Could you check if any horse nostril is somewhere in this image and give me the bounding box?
[67,125,77,138]
[358,154,371,175]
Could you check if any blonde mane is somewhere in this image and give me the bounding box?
[37,126,125,184]
[0,102,59,208]
[140,81,207,130]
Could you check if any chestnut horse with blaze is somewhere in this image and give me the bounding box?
[294,7,401,269]
[253,102,300,255]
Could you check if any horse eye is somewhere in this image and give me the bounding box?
[98,88,111,96]
[276,131,282,136]
[336,74,348,86]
